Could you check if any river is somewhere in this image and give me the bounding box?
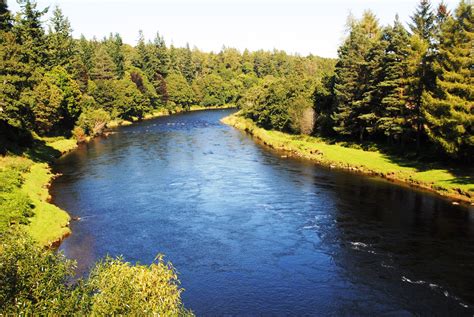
[51,109,474,315]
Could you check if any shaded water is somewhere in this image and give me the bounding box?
[52,109,474,315]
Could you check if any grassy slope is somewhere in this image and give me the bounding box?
[222,113,474,203]
[1,137,77,246]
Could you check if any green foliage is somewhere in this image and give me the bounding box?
[0,163,34,231]
[241,76,314,134]
[0,231,192,316]
[311,1,471,161]
[47,6,75,70]
[424,0,473,160]
[76,107,110,137]
[87,256,192,316]
[166,72,195,110]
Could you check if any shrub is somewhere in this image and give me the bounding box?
[0,231,193,316]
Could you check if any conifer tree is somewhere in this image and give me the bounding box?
[0,0,12,30]
[47,6,74,70]
[408,0,437,150]
[332,11,380,140]
[376,17,412,145]
[90,46,115,81]
[424,0,473,160]
[106,33,125,79]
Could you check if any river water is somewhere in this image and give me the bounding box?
[51,109,474,315]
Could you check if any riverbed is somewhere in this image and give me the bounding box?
[51,109,474,315]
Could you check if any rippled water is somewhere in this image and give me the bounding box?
[51,109,474,315]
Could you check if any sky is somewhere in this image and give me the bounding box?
[7,0,460,58]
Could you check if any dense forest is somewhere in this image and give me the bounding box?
[242,0,472,162]
[0,0,334,152]
[0,0,472,314]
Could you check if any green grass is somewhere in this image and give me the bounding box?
[222,113,474,203]
[1,136,76,246]
[21,162,71,246]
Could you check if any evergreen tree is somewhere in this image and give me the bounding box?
[47,6,74,70]
[106,33,125,79]
[152,32,169,77]
[424,0,473,160]
[376,17,412,145]
[0,0,12,30]
[332,11,381,141]
[182,43,194,83]
[14,0,48,68]
[90,46,115,81]
[408,0,437,150]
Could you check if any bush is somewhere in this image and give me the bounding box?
[87,256,192,316]
[76,108,111,137]
[0,231,193,316]
[0,165,34,231]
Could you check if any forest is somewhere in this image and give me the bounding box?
[0,0,472,315]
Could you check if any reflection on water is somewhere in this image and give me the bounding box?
[51,109,474,315]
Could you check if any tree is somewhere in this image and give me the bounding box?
[166,72,195,110]
[332,11,381,141]
[47,6,75,70]
[0,0,12,30]
[424,0,473,160]
[30,75,63,135]
[106,33,125,79]
[408,0,437,150]
[14,0,48,68]
[90,46,115,80]
[375,17,412,145]
[182,43,195,83]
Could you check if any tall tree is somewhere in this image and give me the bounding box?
[14,0,48,68]
[182,43,194,83]
[90,46,115,81]
[0,0,12,30]
[408,0,437,150]
[47,6,74,69]
[424,0,473,160]
[106,33,125,79]
[332,11,381,141]
[376,17,412,145]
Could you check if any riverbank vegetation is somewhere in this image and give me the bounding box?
[235,0,472,201]
[223,113,473,202]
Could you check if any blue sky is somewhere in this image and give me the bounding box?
[8,0,460,58]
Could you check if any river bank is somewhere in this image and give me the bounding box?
[222,112,473,205]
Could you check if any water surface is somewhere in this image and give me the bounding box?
[52,109,474,315]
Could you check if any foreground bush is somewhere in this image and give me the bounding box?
[0,231,193,316]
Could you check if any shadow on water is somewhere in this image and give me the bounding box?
[51,109,474,315]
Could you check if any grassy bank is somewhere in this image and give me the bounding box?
[0,137,77,246]
[222,113,474,204]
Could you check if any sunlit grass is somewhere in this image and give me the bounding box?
[222,113,473,202]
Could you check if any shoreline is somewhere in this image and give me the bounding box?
[221,113,473,205]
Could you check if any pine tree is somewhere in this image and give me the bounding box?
[152,32,169,77]
[47,6,74,70]
[106,33,125,79]
[332,11,381,140]
[376,16,412,145]
[424,0,473,160]
[0,0,12,30]
[182,43,194,83]
[90,46,115,81]
[14,0,48,68]
[408,0,437,151]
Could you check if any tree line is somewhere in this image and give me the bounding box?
[242,0,472,162]
[0,0,334,152]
